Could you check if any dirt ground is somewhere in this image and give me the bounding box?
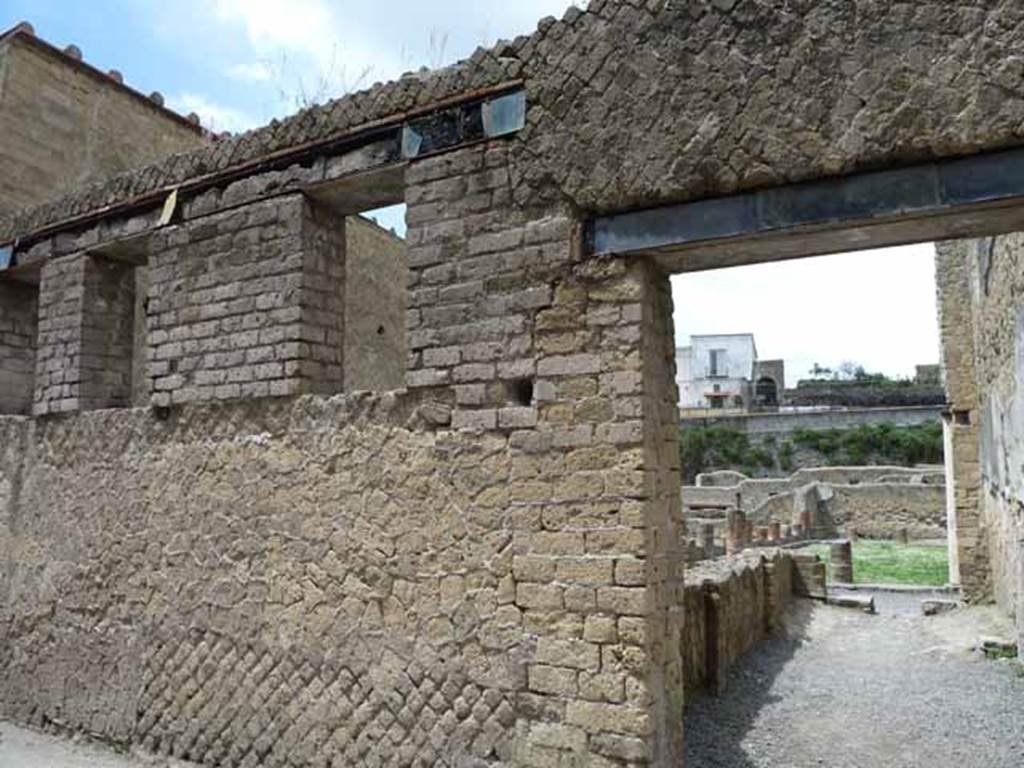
[685,590,1024,768]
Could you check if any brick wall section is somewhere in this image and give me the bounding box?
[34,253,137,415]
[146,195,345,405]
[0,281,37,414]
[80,257,136,409]
[402,141,687,765]
[344,216,406,392]
[935,241,987,597]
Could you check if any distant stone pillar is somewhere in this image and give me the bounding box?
[793,524,804,539]
[726,510,744,554]
[784,525,794,540]
[831,540,854,584]
[800,510,813,538]
[745,520,755,545]
[701,523,716,559]
[687,539,702,563]
[756,526,770,542]
[897,527,910,545]
[769,522,781,542]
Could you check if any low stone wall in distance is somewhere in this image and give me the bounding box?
[681,549,823,700]
[827,484,947,540]
[684,467,947,546]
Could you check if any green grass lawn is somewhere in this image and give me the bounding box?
[805,540,949,586]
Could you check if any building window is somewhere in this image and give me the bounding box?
[709,348,727,377]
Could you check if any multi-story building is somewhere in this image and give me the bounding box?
[676,333,785,412]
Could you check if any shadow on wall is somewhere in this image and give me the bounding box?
[683,602,814,767]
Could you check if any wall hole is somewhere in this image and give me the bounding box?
[509,378,534,406]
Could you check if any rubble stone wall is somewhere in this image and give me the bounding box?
[681,550,796,699]
[6,0,1024,762]
[825,484,947,540]
[686,466,941,518]
[0,397,529,764]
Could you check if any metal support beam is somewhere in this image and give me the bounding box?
[588,146,1024,270]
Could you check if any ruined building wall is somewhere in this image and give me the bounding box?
[0,398,528,763]
[344,216,407,392]
[145,195,345,409]
[404,140,686,766]
[681,550,796,699]
[936,241,987,595]
[0,29,206,216]
[6,0,1024,763]
[941,234,1024,650]
[0,281,38,414]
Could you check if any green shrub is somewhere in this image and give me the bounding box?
[792,423,943,467]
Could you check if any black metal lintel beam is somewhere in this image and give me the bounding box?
[588,147,1024,257]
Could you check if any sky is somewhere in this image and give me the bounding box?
[1,2,941,382]
[672,244,940,387]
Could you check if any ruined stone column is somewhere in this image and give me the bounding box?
[769,522,781,542]
[800,510,813,538]
[831,540,854,584]
[701,523,716,559]
[756,526,769,542]
[726,509,742,555]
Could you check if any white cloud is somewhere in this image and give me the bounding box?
[226,61,273,83]
[213,0,339,65]
[210,0,400,104]
[169,92,259,133]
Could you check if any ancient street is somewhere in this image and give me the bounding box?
[685,594,1024,768]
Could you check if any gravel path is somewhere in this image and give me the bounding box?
[684,592,1024,768]
[0,722,196,767]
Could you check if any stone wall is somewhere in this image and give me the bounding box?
[814,484,947,540]
[146,196,345,408]
[939,233,1024,651]
[33,254,137,414]
[935,241,987,596]
[0,396,528,763]
[681,550,800,699]
[344,216,406,392]
[681,405,943,437]
[0,28,206,217]
[688,466,939,517]
[0,281,37,414]
[5,0,1024,761]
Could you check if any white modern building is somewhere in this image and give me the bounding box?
[676,334,785,411]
